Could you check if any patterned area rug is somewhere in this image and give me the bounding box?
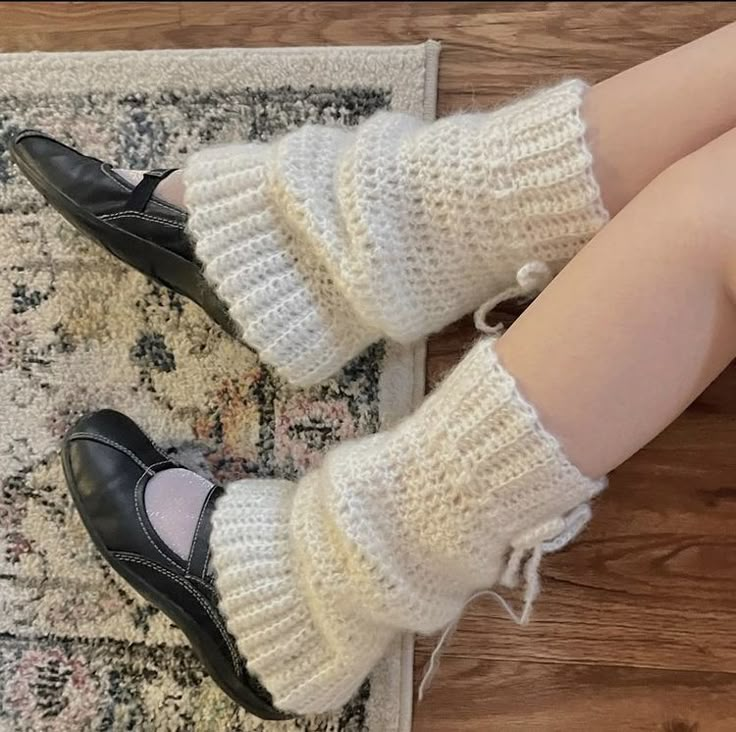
[0,44,438,731]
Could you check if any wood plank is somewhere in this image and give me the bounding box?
[412,656,736,731]
[177,2,552,28]
[0,2,180,32]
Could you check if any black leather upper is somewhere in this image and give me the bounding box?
[10,129,241,340]
[65,411,207,567]
[62,410,283,719]
[11,130,194,259]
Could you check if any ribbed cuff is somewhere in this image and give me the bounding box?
[210,476,395,715]
[494,79,609,265]
[184,144,378,387]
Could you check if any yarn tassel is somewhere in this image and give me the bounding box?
[417,502,592,701]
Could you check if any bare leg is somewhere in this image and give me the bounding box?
[497,125,736,478]
[584,21,736,214]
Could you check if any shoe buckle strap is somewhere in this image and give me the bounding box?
[125,168,178,212]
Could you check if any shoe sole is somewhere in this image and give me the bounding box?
[9,142,243,342]
[61,437,288,720]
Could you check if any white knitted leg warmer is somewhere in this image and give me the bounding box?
[184,80,608,386]
[210,338,606,714]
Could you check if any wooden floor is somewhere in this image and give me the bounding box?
[4,3,736,730]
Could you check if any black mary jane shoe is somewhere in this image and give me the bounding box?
[10,130,239,339]
[61,409,288,720]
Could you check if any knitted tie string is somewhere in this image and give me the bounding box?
[473,260,553,336]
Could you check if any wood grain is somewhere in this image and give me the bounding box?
[412,656,736,731]
[2,3,736,730]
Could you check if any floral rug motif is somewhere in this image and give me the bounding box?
[0,45,436,732]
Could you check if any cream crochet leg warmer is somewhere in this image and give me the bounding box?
[210,338,606,714]
[184,80,608,386]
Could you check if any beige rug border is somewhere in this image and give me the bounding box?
[0,42,440,122]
